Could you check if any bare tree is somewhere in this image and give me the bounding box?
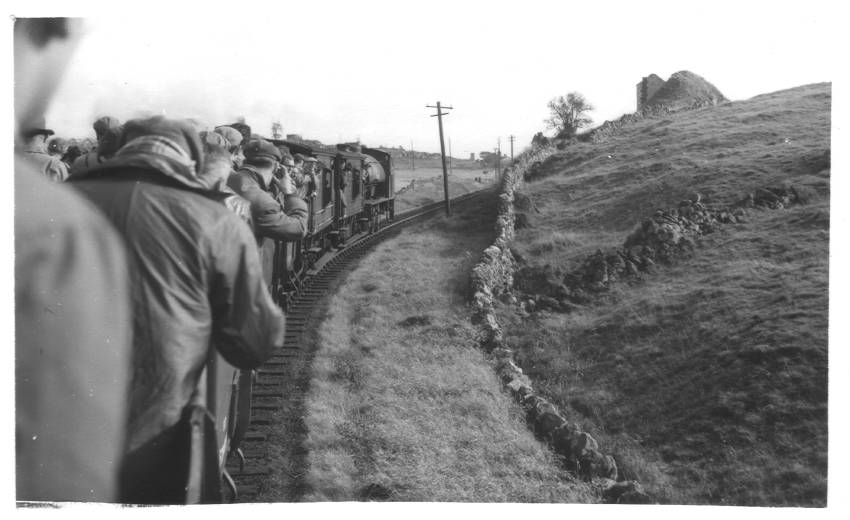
[545,92,594,138]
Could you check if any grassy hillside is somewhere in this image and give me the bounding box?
[499,83,830,505]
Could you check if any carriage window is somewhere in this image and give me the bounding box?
[352,168,361,199]
[322,168,332,206]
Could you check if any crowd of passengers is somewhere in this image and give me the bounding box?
[14,18,349,505]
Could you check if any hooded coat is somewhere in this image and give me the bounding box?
[68,117,284,503]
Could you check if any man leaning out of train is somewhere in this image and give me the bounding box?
[228,138,308,242]
[68,116,286,504]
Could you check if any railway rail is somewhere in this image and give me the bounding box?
[226,187,492,501]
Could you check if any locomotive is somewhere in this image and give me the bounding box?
[186,139,395,502]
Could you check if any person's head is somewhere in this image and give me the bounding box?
[61,145,83,166]
[242,139,281,173]
[14,18,83,142]
[199,131,233,190]
[214,126,243,154]
[228,122,252,147]
[47,137,68,157]
[117,116,205,180]
[280,154,295,177]
[92,116,123,157]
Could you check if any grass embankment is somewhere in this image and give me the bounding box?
[301,192,593,502]
[500,83,830,505]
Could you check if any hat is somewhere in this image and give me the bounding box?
[243,139,282,162]
[119,116,204,174]
[214,126,243,150]
[200,130,229,150]
[22,115,55,138]
[228,122,252,144]
[304,156,319,163]
[293,153,308,163]
[93,116,121,138]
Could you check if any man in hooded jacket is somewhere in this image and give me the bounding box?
[69,116,285,504]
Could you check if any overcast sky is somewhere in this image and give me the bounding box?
[19,0,839,158]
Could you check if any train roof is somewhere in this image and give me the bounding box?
[266,138,386,162]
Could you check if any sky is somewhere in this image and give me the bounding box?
[11,0,839,159]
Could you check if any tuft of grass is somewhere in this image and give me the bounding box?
[502,83,830,505]
[301,194,594,502]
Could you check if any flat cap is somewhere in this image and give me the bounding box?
[214,126,243,150]
[200,130,229,150]
[228,122,252,144]
[23,115,54,138]
[243,139,282,162]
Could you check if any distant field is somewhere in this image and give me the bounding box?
[500,83,830,505]
[394,167,496,192]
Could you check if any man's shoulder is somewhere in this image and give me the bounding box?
[15,155,121,243]
[228,168,267,196]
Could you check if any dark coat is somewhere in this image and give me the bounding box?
[227,165,308,241]
[227,165,309,288]
[70,132,284,503]
[15,152,132,502]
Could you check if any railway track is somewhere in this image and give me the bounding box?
[226,188,492,502]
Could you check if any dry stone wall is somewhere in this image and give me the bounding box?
[468,146,653,504]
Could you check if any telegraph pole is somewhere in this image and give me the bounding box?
[410,139,415,170]
[427,101,453,216]
[509,134,515,162]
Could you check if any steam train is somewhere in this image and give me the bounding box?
[186,140,395,502]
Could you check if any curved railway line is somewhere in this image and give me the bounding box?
[226,188,493,502]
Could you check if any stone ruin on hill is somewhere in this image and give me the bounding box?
[584,71,727,145]
[636,70,727,112]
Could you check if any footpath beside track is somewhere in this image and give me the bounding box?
[228,188,492,501]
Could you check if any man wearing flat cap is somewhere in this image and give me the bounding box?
[227,139,308,287]
[214,125,245,169]
[20,118,68,182]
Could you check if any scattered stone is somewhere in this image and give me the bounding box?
[601,480,653,504]
[398,315,432,327]
[359,483,394,501]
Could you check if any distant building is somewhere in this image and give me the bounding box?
[636,74,665,112]
[469,153,475,160]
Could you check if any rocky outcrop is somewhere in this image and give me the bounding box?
[468,147,652,502]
